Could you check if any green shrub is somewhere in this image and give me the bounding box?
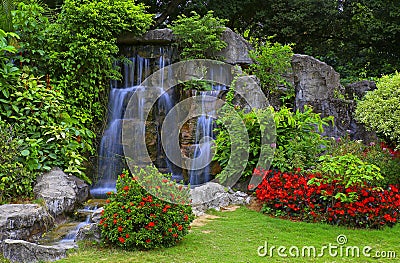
[272,105,333,172]
[325,136,400,187]
[213,108,274,183]
[213,105,332,184]
[314,153,383,187]
[100,166,194,250]
[0,73,94,182]
[247,37,294,96]
[0,120,34,203]
[355,72,400,149]
[0,29,20,91]
[168,11,227,60]
[12,1,52,75]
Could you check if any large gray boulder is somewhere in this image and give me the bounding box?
[291,54,377,142]
[33,168,89,218]
[216,27,253,65]
[0,239,76,263]
[190,182,250,216]
[0,204,54,242]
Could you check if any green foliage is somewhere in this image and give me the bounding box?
[314,154,383,189]
[248,37,294,95]
[325,136,400,188]
[100,166,194,250]
[0,29,20,90]
[0,73,94,182]
[168,11,227,60]
[213,108,274,183]
[0,0,14,32]
[272,105,333,172]
[355,72,400,149]
[11,1,53,75]
[0,120,34,203]
[48,0,153,130]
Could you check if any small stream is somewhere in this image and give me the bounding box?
[39,205,98,245]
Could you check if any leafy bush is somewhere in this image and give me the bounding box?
[0,29,20,90]
[168,11,227,60]
[100,166,194,250]
[313,154,383,189]
[213,107,275,184]
[256,169,400,228]
[326,137,400,187]
[12,1,52,75]
[45,0,152,131]
[0,120,34,203]
[0,73,94,182]
[248,37,294,96]
[213,105,332,184]
[355,72,400,149]
[272,105,332,172]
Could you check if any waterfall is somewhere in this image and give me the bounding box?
[189,85,226,186]
[91,47,174,197]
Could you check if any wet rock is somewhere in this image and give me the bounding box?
[0,239,76,263]
[90,207,104,224]
[118,28,175,45]
[33,168,89,218]
[0,204,54,242]
[75,223,101,243]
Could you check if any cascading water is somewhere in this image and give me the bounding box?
[91,47,175,197]
[189,85,226,186]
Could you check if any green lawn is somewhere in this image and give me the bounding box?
[59,206,400,263]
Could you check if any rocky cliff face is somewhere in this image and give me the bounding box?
[291,54,376,141]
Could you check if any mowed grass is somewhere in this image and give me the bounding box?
[58,206,400,263]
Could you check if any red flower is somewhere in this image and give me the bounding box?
[113,219,117,224]
[148,222,155,227]
[106,199,110,204]
[123,186,130,192]
[125,234,129,238]
[118,237,125,243]
[177,225,183,231]
[168,228,172,232]
[145,239,151,243]
[183,214,189,221]
[172,233,178,238]
[163,205,171,212]
[118,226,123,232]
[120,173,125,178]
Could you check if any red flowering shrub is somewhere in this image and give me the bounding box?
[100,166,194,250]
[256,169,400,228]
